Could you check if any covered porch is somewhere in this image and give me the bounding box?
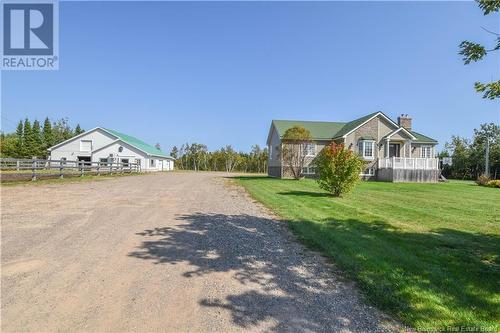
[377,128,439,182]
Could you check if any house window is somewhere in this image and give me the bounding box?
[360,168,375,176]
[150,159,155,167]
[302,166,316,175]
[304,143,316,156]
[80,140,92,151]
[421,146,432,158]
[358,140,375,159]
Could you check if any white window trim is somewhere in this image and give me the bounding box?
[360,168,375,176]
[358,140,375,160]
[302,166,316,175]
[304,143,316,157]
[420,145,432,158]
[80,139,93,152]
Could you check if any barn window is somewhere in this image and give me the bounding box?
[150,159,155,167]
[118,146,123,152]
[121,158,129,167]
[80,140,92,151]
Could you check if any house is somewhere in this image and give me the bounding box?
[48,127,174,172]
[267,112,440,182]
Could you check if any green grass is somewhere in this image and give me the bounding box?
[235,176,500,330]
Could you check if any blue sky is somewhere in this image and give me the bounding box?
[1,1,499,152]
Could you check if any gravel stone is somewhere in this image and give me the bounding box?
[1,172,400,332]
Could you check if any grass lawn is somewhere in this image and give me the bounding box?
[235,176,500,330]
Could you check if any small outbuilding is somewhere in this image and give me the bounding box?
[48,127,174,171]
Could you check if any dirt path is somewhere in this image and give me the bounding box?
[1,172,398,332]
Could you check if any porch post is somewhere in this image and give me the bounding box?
[386,138,390,158]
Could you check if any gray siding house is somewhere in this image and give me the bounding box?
[267,112,439,182]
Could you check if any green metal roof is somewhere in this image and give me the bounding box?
[332,112,379,139]
[271,112,437,144]
[410,131,438,143]
[272,120,345,140]
[104,128,170,158]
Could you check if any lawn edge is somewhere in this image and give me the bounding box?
[229,176,404,331]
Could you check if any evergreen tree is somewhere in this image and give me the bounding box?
[170,146,179,159]
[74,124,84,135]
[42,117,54,152]
[15,120,23,158]
[32,120,43,158]
[23,118,35,158]
[23,119,33,158]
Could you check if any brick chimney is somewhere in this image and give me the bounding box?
[397,114,412,130]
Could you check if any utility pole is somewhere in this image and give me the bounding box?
[485,138,490,178]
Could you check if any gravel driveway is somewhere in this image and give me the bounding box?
[1,172,398,332]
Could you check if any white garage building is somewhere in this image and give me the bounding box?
[48,127,174,172]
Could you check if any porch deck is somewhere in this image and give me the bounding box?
[377,158,440,182]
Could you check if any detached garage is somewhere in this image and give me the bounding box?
[48,127,174,172]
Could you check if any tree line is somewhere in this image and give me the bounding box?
[0,118,84,159]
[170,143,268,173]
[440,123,499,180]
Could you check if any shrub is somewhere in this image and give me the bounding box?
[476,174,491,186]
[314,142,365,197]
[486,180,500,188]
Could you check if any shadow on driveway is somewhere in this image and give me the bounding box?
[128,213,395,332]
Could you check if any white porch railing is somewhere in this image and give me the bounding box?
[378,157,439,170]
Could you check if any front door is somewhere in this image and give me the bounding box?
[389,143,400,158]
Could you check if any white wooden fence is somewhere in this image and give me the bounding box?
[378,158,439,170]
[0,158,140,181]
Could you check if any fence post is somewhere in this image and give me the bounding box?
[80,161,84,177]
[97,163,100,176]
[16,160,20,171]
[31,160,37,181]
[60,160,64,178]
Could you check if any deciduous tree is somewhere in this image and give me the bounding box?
[280,126,313,179]
[459,0,500,99]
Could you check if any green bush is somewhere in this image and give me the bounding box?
[314,142,365,197]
